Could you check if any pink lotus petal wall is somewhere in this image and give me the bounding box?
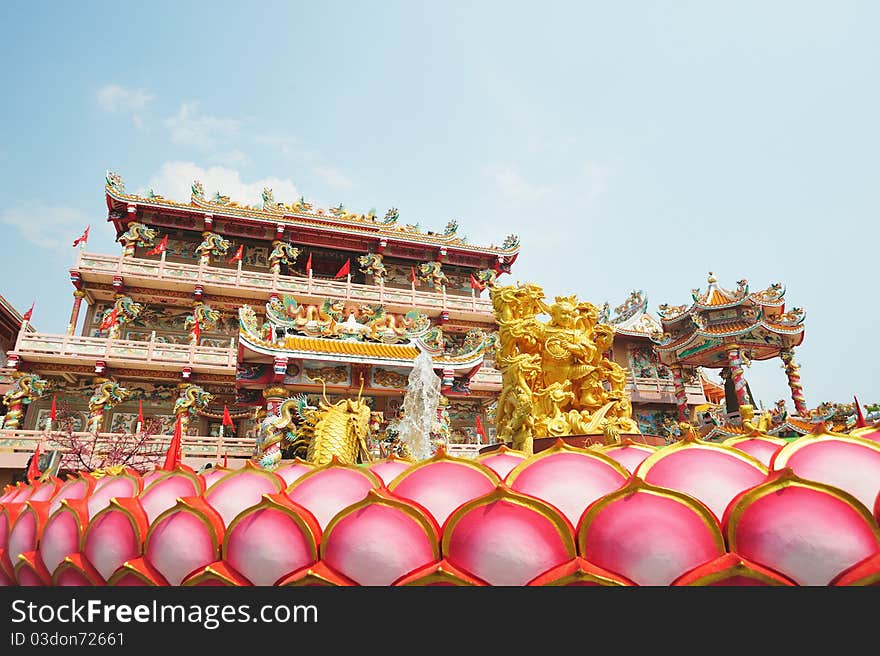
[2,434,880,586]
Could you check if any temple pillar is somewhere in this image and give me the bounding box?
[670,365,689,421]
[725,346,751,410]
[67,290,86,336]
[263,386,289,416]
[780,348,808,417]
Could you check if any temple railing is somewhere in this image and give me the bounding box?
[626,375,705,405]
[76,251,495,320]
[0,429,254,469]
[9,332,237,374]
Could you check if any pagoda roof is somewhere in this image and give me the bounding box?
[104,171,520,261]
[601,290,663,338]
[651,273,805,366]
[238,330,485,371]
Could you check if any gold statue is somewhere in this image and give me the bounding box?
[491,283,640,454]
[740,404,773,433]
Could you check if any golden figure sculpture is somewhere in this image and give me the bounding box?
[491,282,640,454]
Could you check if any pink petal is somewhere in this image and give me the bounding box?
[49,477,94,515]
[597,442,657,473]
[145,498,224,585]
[506,442,628,526]
[578,478,725,586]
[200,467,233,489]
[204,462,284,526]
[723,435,787,467]
[367,458,411,485]
[773,433,880,511]
[672,552,796,586]
[389,455,499,527]
[275,460,316,486]
[321,489,440,586]
[526,557,637,586]
[477,446,527,480]
[83,498,148,582]
[287,464,380,530]
[140,471,204,524]
[725,469,880,585]
[443,486,576,586]
[636,441,767,521]
[223,494,320,586]
[40,500,89,574]
[88,474,141,517]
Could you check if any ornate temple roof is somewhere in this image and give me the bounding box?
[104,171,520,260]
[238,330,485,371]
[600,290,663,338]
[651,273,805,367]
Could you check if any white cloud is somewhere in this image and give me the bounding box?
[0,204,96,252]
[164,102,240,150]
[96,85,155,113]
[146,161,298,207]
[314,166,353,190]
[492,166,551,200]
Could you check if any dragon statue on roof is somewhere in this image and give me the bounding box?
[118,222,157,257]
[417,261,449,292]
[268,241,301,274]
[195,231,231,266]
[87,379,130,433]
[357,253,387,283]
[2,372,50,429]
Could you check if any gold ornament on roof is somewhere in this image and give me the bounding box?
[491,283,639,455]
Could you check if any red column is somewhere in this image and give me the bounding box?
[67,290,85,336]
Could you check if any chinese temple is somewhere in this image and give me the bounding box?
[0,171,520,482]
[652,272,808,439]
[600,290,718,439]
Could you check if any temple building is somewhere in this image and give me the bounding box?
[651,273,807,439]
[1,172,516,465]
[601,290,716,438]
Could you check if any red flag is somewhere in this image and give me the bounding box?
[99,306,118,331]
[854,396,867,428]
[410,266,419,287]
[146,234,168,255]
[470,274,485,291]
[26,443,41,482]
[223,452,228,468]
[49,395,57,421]
[137,399,144,426]
[305,252,312,274]
[475,415,487,443]
[222,404,234,429]
[228,244,243,264]
[333,259,351,279]
[192,317,201,345]
[163,416,182,470]
[22,301,34,322]
[72,226,90,247]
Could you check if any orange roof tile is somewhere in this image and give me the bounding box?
[699,321,755,335]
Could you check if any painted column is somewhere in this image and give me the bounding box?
[262,386,289,416]
[257,386,289,469]
[780,348,808,417]
[173,383,213,436]
[725,346,751,409]
[67,290,86,336]
[671,365,689,421]
[87,379,130,434]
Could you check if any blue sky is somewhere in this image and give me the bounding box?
[1,1,877,408]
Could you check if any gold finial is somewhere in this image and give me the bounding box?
[707,272,717,284]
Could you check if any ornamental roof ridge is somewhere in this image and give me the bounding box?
[105,171,520,256]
